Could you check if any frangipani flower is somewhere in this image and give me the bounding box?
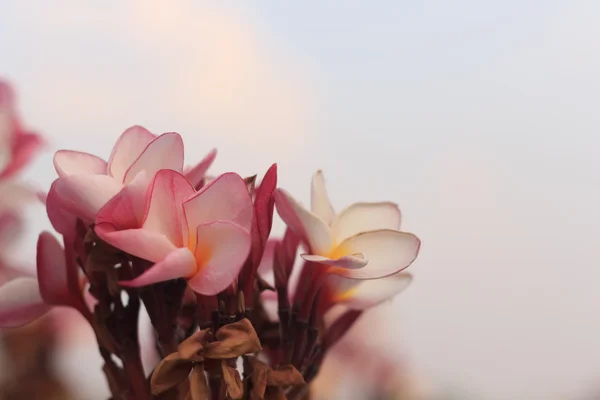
[95,169,253,295]
[274,170,420,279]
[0,81,43,180]
[47,126,216,236]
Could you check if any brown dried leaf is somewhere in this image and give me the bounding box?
[250,358,269,400]
[204,319,262,359]
[221,360,244,400]
[178,329,211,361]
[150,353,193,395]
[189,364,209,400]
[267,365,305,387]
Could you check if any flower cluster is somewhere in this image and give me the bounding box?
[0,80,421,400]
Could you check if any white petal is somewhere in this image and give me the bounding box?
[274,188,332,255]
[331,230,420,279]
[311,170,335,225]
[53,150,107,177]
[0,277,50,328]
[301,253,367,270]
[331,202,401,245]
[328,273,412,310]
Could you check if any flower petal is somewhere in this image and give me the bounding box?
[328,272,412,310]
[95,223,178,263]
[53,150,107,178]
[108,126,155,182]
[123,132,184,184]
[49,174,123,222]
[36,231,69,306]
[185,148,217,189]
[331,230,420,279]
[0,132,43,179]
[142,170,195,248]
[187,221,251,295]
[0,181,36,212]
[331,202,401,245]
[301,254,367,270]
[274,188,332,255]
[96,171,150,230]
[120,248,196,288]
[257,239,279,275]
[311,170,335,225]
[183,173,253,247]
[46,182,78,237]
[0,277,50,328]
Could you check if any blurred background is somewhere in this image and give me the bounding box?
[1,1,600,399]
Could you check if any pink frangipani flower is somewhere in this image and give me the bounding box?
[0,81,43,180]
[274,170,420,279]
[95,169,253,295]
[47,126,216,237]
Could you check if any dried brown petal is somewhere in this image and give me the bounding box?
[189,364,209,400]
[178,329,211,361]
[265,387,287,400]
[221,360,244,399]
[250,358,269,399]
[267,365,305,387]
[204,319,261,359]
[151,353,193,395]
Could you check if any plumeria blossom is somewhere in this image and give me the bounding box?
[94,169,253,295]
[274,170,420,279]
[47,126,216,237]
[0,81,43,179]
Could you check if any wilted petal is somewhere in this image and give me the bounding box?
[0,277,50,328]
[95,224,178,263]
[123,132,184,184]
[150,352,192,395]
[311,170,335,225]
[274,188,332,255]
[50,174,123,222]
[183,173,253,246]
[329,273,412,310]
[301,254,367,270]
[331,230,420,279]
[96,171,150,229]
[185,148,217,188]
[36,231,69,306]
[108,126,155,182]
[331,202,401,244]
[53,150,107,177]
[120,247,196,288]
[187,221,251,295]
[142,170,195,247]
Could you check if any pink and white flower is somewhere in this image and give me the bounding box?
[274,170,420,280]
[95,169,253,295]
[0,81,43,180]
[47,126,216,236]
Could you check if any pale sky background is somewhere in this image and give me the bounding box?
[2,1,600,399]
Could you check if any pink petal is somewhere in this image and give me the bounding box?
[46,182,79,237]
[0,277,50,328]
[141,170,195,247]
[257,239,279,275]
[185,148,217,189]
[0,81,14,109]
[311,170,335,225]
[187,221,251,295]
[301,253,368,270]
[36,231,69,306]
[0,132,43,179]
[0,212,23,251]
[119,247,196,288]
[253,163,277,252]
[53,150,107,177]
[328,272,412,310]
[274,188,332,255]
[123,132,184,184]
[95,223,178,263]
[331,202,401,245]
[0,181,36,212]
[331,230,420,279]
[49,174,123,222]
[108,126,155,182]
[96,171,150,230]
[183,173,253,246]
